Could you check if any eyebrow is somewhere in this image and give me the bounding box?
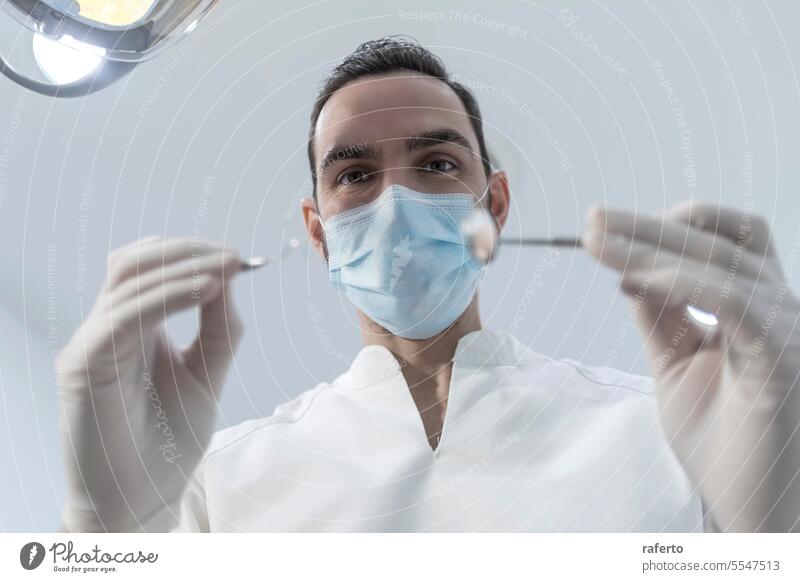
[318,142,378,175]
[317,128,475,175]
[406,128,474,155]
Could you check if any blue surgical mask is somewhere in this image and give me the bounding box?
[321,184,487,339]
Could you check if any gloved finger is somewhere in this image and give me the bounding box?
[618,260,759,327]
[665,201,778,258]
[139,234,164,243]
[664,201,784,281]
[108,274,223,333]
[182,281,244,392]
[108,250,241,306]
[109,235,164,254]
[580,228,760,285]
[80,252,239,370]
[585,206,775,282]
[106,238,232,290]
[102,235,165,272]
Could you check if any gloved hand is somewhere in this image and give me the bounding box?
[583,202,800,532]
[56,237,243,532]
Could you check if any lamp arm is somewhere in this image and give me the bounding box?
[0,54,136,97]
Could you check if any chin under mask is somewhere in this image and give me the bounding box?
[321,184,487,340]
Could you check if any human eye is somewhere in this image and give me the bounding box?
[337,169,372,186]
[420,159,456,175]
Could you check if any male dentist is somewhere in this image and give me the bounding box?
[56,37,800,532]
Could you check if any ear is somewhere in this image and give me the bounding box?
[301,197,326,260]
[487,170,510,231]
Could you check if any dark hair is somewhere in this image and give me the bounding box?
[307,35,492,198]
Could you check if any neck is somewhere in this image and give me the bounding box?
[359,296,482,372]
[359,297,482,450]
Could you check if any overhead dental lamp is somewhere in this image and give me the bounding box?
[0,0,219,97]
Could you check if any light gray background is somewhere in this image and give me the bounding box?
[0,0,798,531]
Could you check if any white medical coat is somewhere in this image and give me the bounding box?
[174,329,705,532]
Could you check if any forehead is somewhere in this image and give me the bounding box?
[313,72,477,159]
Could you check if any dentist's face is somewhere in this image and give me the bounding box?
[302,72,509,259]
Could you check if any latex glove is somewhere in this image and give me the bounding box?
[56,237,243,532]
[583,202,800,532]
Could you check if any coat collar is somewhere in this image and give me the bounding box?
[340,329,544,392]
